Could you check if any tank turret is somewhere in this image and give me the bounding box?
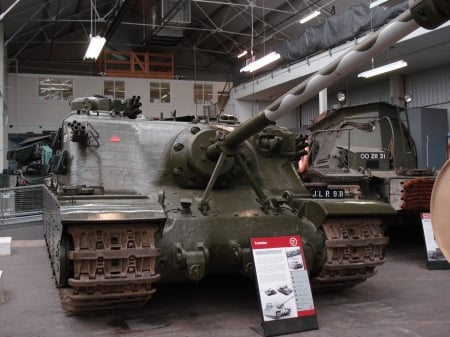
[42,0,450,315]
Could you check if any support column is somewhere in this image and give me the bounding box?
[319,88,328,114]
[389,74,405,107]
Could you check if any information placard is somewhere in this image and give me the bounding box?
[250,235,318,336]
[421,213,450,269]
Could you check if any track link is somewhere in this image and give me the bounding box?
[312,217,389,290]
[62,223,160,314]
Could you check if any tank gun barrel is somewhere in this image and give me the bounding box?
[223,0,450,150]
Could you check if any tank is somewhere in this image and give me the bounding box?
[42,0,450,314]
[263,299,293,320]
[301,102,436,214]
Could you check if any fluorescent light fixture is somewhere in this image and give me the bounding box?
[299,10,320,24]
[237,50,248,58]
[357,60,407,78]
[84,35,106,60]
[369,0,389,8]
[240,52,281,72]
[0,0,21,21]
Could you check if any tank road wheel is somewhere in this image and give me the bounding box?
[311,217,389,290]
[59,222,160,314]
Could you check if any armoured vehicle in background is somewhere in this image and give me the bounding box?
[301,102,436,214]
[7,134,56,186]
[41,0,450,314]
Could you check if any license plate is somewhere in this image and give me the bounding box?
[310,188,345,199]
[359,152,387,160]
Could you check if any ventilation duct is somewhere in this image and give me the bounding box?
[280,1,408,63]
[162,0,191,24]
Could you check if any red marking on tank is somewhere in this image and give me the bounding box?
[109,135,121,142]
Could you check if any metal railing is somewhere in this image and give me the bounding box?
[0,185,45,224]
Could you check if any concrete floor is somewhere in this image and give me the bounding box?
[1,222,450,337]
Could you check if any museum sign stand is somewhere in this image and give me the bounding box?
[250,235,318,337]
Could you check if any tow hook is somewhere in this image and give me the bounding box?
[175,242,210,281]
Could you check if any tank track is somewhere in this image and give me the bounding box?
[59,217,387,313]
[312,217,389,290]
[61,223,160,315]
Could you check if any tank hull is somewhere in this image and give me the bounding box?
[43,112,392,314]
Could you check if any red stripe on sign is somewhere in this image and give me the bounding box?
[109,135,121,142]
[250,236,301,249]
[298,309,316,317]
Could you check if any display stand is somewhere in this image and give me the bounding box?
[250,235,318,337]
[421,213,450,269]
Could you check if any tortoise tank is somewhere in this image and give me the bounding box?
[43,95,392,314]
[42,0,450,314]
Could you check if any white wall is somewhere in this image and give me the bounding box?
[6,73,226,133]
[7,64,450,136]
[406,64,450,110]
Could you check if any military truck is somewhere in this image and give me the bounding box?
[301,102,436,213]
